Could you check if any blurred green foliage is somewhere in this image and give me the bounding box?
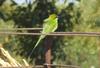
[0,0,100,68]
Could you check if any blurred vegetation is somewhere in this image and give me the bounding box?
[0,0,100,68]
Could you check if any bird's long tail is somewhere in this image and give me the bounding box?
[29,38,41,57]
[28,36,44,58]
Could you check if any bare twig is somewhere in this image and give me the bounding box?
[0,32,100,36]
[0,28,42,31]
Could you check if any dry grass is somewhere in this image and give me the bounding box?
[0,44,30,68]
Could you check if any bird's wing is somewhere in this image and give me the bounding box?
[42,18,58,33]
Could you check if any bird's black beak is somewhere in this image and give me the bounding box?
[57,15,60,18]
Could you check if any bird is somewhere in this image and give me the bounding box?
[29,14,58,57]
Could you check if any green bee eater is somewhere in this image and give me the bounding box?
[29,14,58,57]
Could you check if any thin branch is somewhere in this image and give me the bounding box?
[0,28,42,31]
[0,32,100,36]
[44,64,80,68]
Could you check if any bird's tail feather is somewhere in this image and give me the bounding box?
[29,36,43,57]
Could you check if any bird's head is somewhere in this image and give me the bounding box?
[49,14,57,19]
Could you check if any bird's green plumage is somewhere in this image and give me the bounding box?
[29,14,58,57]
